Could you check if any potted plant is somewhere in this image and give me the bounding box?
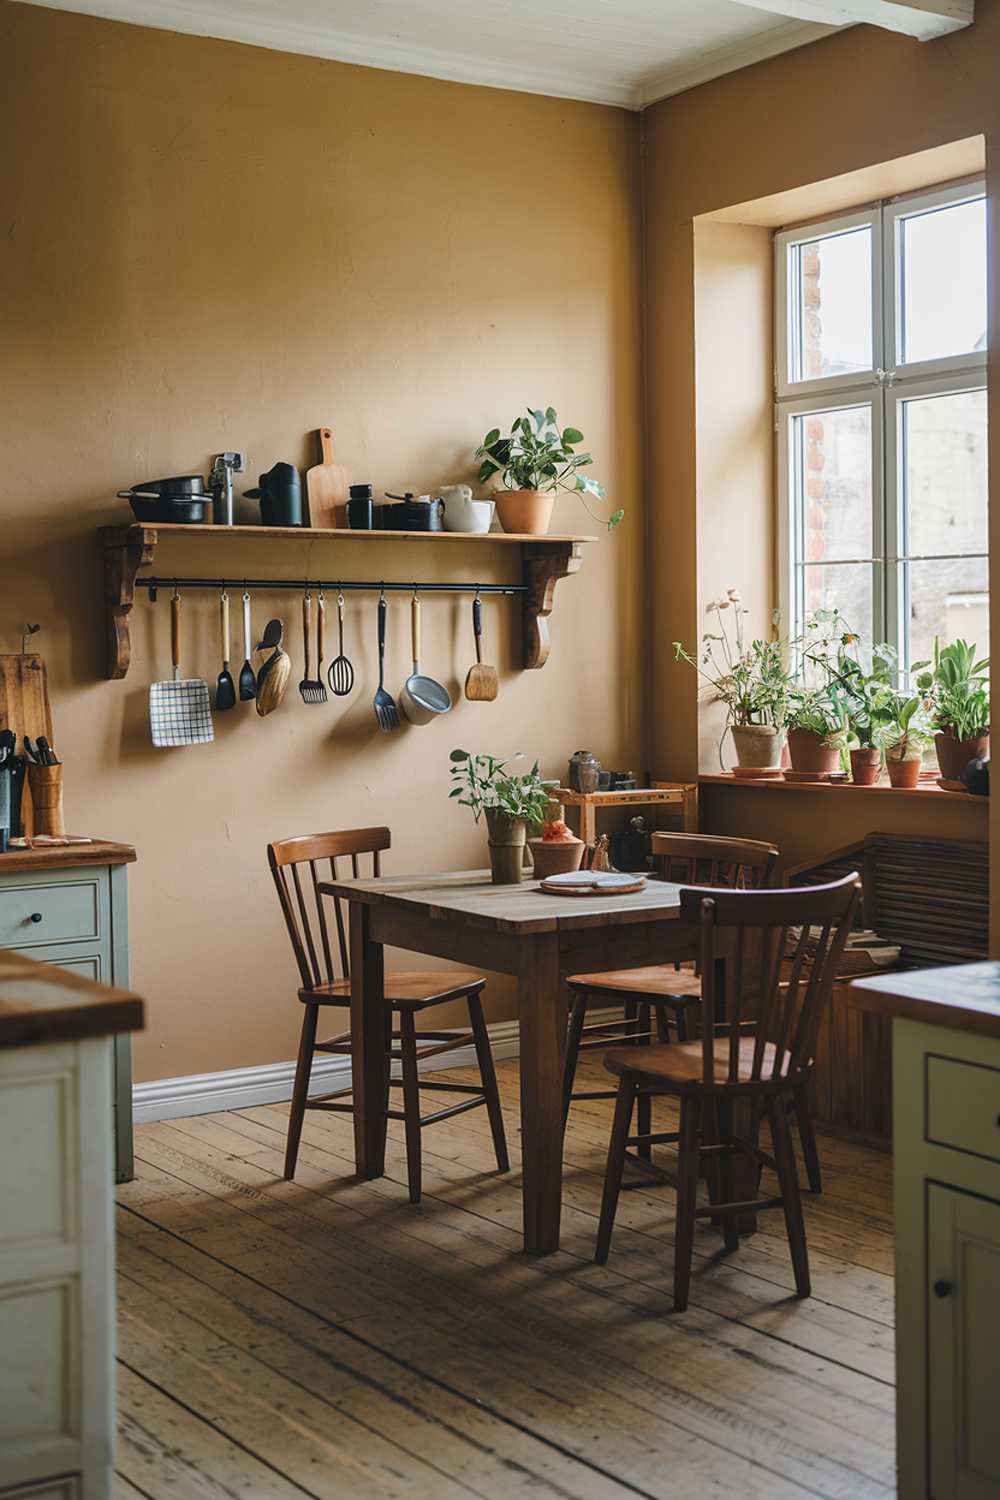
[827,639,898,785]
[915,639,990,780]
[785,688,849,775]
[874,695,934,788]
[475,408,622,536]
[528,816,585,879]
[673,591,788,771]
[448,749,557,884]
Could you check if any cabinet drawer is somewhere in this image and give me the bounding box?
[0,879,102,951]
[927,1054,1000,1165]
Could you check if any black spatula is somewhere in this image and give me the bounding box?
[215,591,236,711]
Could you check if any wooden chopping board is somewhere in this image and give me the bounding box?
[305,427,350,529]
[0,654,54,837]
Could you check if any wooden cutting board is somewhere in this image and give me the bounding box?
[305,427,350,528]
[0,654,54,837]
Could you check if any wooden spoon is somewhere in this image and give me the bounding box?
[464,595,499,702]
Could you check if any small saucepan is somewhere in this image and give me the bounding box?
[400,595,451,725]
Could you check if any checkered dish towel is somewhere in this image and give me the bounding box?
[149,677,215,747]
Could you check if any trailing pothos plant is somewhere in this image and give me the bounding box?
[448,750,557,827]
[914,638,990,741]
[475,408,623,530]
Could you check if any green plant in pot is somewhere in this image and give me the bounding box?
[475,408,622,536]
[873,695,934,788]
[448,749,557,884]
[785,610,854,775]
[827,639,899,785]
[914,638,990,781]
[673,591,788,771]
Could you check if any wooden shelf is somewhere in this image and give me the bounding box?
[98,522,593,680]
[698,773,986,806]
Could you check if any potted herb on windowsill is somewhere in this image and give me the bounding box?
[785,690,849,775]
[915,639,990,780]
[828,638,898,785]
[874,696,934,788]
[448,749,557,885]
[673,590,788,772]
[475,408,622,536]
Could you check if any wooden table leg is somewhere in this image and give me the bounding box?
[518,932,566,1254]
[349,901,388,1179]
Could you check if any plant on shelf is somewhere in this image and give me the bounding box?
[914,638,990,780]
[475,407,622,536]
[785,610,854,776]
[673,590,788,772]
[824,637,899,785]
[448,749,558,885]
[873,695,934,788]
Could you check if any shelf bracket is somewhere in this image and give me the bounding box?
[521,540,582,670]
[100,524,157,679]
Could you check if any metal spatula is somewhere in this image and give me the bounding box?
[150,592,214,747]
[373,594,399,732]
[299,592,326,704]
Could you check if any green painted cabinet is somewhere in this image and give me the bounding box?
[0,850,134,1181]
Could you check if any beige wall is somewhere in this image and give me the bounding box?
[0,2,644,1081]
[644,10,999,939]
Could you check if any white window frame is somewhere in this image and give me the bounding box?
[775,175,987,666]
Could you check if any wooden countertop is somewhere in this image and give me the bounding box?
[0,839,136,873]
[852,961,1000,1041]
[0,950,143,1049]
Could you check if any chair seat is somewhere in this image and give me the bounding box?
[604,1035,795,1092]
[302,970,485,1009]
[568,963,702,999]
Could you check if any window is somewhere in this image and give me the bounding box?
[776,180,988,674]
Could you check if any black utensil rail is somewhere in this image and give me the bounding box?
[140,577,525,599]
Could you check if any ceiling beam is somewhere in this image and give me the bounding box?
[727,0,973,41]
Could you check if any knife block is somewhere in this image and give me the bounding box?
[27,764,64,837]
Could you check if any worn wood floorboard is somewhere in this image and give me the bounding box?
[118,1054,896,1499]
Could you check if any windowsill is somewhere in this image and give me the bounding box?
[698,773,987,807]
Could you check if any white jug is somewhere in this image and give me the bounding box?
[439,484,495,534]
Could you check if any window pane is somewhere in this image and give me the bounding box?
[790,227,872,382]
[900,197,987,365]
[791,404,873,562]
[902,387,987,557]
[905,557,989,671]
[801,563,874,638]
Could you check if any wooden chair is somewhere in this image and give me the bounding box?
[594,873,861,1311]
[268,829,509,1202]
[563,834,779,1160]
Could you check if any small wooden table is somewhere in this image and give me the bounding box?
[321,869,709,1254]
[557,783,698,846]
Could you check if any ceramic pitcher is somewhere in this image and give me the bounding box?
[439,484,495,534]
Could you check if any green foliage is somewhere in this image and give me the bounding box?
[673,590,788,728]
[448,749,557,829]
[915,638,990,740]
[872,694,934,762]
[475,407,622,530]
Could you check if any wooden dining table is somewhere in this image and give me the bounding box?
[320,868,711,1254]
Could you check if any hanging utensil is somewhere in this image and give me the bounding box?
[149,591,214,747]
[239,591,257,701]
[373,592,399,733]
[298,591,326,704]
[314,592,329,703]
[215,591,236,711]
[464,593,499,702]
[400,593,452,725]
[327,590,354,697]
[256,618,291,716]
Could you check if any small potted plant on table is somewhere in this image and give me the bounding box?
[528,815,586,879]
[875,695,933,788]
[475,408,622,536]
[915,639,990,782]
[449,750,557,884]
[673,591,788,773]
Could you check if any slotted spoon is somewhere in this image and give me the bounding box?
[327,591,355,697]
[373,593,399,732]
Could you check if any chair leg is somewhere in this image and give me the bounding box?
[284,1004,319,1180]
[673,1095,701,1312]
[467,990,509,1173]
[595,1079,635,1265]
[635,1003,652,1161]
[769,1094,811,1298]
[793,1082,822,1194]
[716,1098,740,1254]
[399,1010,423,1205]
[674,1002,691,1043]
[562,993,588,1125]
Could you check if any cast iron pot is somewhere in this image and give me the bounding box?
[117,477,210,523]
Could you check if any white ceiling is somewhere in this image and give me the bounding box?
[16,0,843,108]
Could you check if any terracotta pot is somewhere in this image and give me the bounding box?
[493,488,554,536]
[887,756,922,789]
[730,723,784,771]
[485,808,527,885]
[786,727,842,776]
[528,837,585,880]
[849,746,882,786]
[934,729,990,781]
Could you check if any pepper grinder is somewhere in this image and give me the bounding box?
[210,451,246,526]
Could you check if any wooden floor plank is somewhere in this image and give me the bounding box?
[118,1055,897,1500]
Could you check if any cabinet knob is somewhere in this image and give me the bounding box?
[933,1279,953,1299]
[28,912,43,924]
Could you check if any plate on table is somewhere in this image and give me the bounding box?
[538,870,647,897]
